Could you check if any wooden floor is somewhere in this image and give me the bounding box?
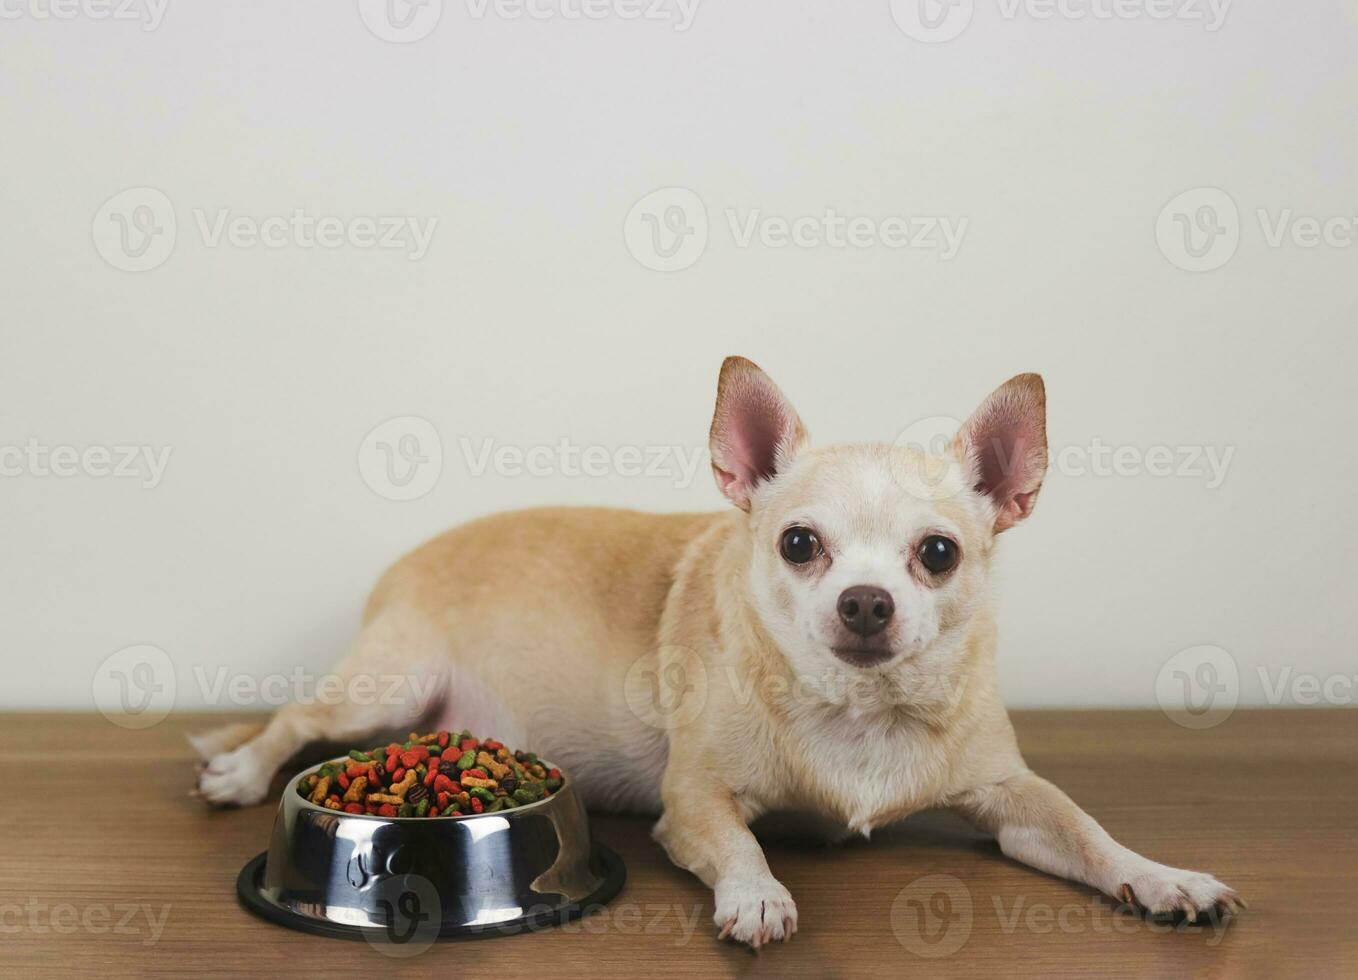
[0,710,1352,978]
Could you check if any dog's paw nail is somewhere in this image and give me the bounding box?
[1119,866,1239,921]
[713,876,797,947]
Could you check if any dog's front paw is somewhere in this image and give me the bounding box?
[197,746,272,807]
[713,875,798,948]
[1118,863,1245,921]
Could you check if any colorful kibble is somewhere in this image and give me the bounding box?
[296,731,562,818]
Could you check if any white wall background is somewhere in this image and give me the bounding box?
[2,0,1354,713]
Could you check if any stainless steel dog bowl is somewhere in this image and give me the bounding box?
[236,759,625,941]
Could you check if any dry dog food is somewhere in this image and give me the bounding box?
[296,730,563,818]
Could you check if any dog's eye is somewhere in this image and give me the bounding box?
[919,535,959,574]
[779,526,822,565]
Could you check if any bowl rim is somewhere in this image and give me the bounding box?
[289,753,568,822]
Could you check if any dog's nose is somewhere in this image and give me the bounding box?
[836,586,894,637]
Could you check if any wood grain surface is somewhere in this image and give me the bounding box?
[0,710,1352,979]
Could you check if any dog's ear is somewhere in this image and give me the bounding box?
[709,356,807,511]
[952,373,1048,532]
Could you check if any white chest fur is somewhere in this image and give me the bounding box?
[753,702,953,836]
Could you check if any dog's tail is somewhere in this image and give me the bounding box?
[187,721,264,762]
